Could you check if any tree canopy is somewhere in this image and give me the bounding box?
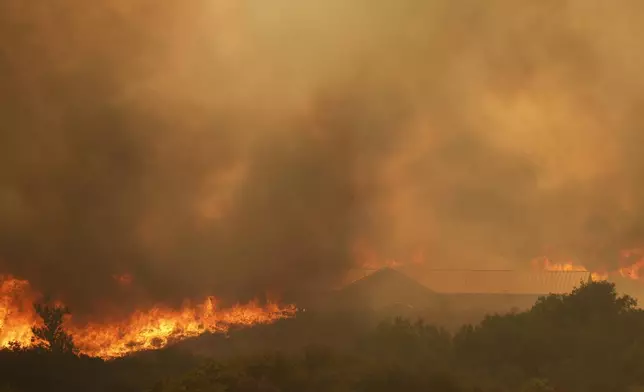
[30,302,76,355]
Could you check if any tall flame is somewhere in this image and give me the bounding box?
[0,277,37,348]
[0,275,297,360]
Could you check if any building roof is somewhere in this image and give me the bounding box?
[333,267,442,310]
[338,268,381,288]
[341,268,591,295]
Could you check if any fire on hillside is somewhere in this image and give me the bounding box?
[0,275,296,360]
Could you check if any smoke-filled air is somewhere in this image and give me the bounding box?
[2,0,644,359]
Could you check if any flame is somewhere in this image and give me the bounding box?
[0,277,38,348]
[532,257,608,282]
[351,241,426,270]
[619,248,644,280]
[360,259,404,269]
[0,276,297,359]
[542,248,644,282]
[70,298,296,359]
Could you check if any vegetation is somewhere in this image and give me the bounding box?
[30,302,76,355]
[1,280,643,391]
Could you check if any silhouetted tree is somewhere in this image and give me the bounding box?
[453,280,644,392]
[31,302,76,355]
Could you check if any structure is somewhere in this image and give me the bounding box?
[334,267,592,322]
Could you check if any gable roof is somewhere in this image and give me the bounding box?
[334,267,442,310]
[338,268,381,288]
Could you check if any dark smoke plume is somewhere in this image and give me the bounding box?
[2,0,644,316]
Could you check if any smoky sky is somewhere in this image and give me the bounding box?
[2,0,644,316]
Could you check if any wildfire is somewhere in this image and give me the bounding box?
[532,257,608,282]
[619,249,644,280]
[352,241,425,270]
[0,276,297,360]
[533,250,644,282]
[360,259,404,270]
[0,277,37,348]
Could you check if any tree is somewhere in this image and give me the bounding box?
[363,317,453,370]
[531,280,638,324]
[31,302,76,355]
[452,280,644,392]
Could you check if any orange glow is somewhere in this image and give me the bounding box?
[351,241,426,270]
[590,272,610,282]
[532,257,608,282]
[619,248,644,280]
[112,273,134,286]
[0,276,38,349]
[360,259,404,269]
[0,276,297,359]
[351,240,381,269]
[539,258,588,272]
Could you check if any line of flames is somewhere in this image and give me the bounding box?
[4,249,644,359]
[0,276,297,360]
[536,250,644,282]
[354,246,644,284]
[536,258,609,282]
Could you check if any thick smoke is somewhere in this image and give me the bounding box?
[1,0,644,316]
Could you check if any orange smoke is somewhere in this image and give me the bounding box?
[353,243,644,286]
[0,275,297,360]
[351,241,426,270]
[112,273,134,286]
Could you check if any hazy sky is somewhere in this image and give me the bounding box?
[1,0,644,316]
